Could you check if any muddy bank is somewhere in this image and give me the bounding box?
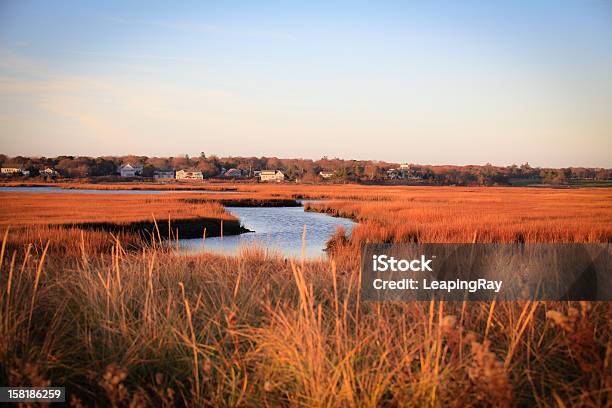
[61,217,250,240]
[303,203,360,222]
[183,198,301,207]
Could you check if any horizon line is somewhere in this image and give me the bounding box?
[1,152,610,170]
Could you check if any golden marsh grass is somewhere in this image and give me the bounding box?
[0,185,610,406]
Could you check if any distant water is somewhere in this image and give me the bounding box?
[2,186,354,259]
[179,206,355,259]
[0,186,239,194]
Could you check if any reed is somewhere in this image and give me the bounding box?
[0,184,610,406]
[0,192,236,225]
[0,236,609,406]
[0,192,248,254]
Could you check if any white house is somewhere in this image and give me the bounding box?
[319,171,334,179]
[399,163,410,170]
[1,167,24,176]
[176,169,204,180]
[387,168,403,180]
[42,168,59,178]
[119,163,143,177]
[259,170,285,182]
[224,168,243,178]
[154,170,175,179]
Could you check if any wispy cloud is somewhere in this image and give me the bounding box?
[105,16,296,40]
[0,48,247,150]
[0,48,45,77]
[64,49,209,63]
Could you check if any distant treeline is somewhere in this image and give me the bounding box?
[1,153,610,186]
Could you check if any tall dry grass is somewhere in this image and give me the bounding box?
[306,188,611,253]
[0,193,244,255]
[0,226,146,258]
[1,238,609,406]
[0,193,235,225]
[1,185,610,406]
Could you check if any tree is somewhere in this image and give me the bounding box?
[595,168,612,180]
[90,158,116,176]
[197,161,218,177]
[172,156,191,170]
[56,157,90,177]
[364,163,380,180]
[146,157,171,170]
[142,164,155,178]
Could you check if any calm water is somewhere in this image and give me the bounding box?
[179,206,355,259]
[0,186,239,194]
[2,186,353,259]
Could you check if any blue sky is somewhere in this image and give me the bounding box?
[0,0,611,167]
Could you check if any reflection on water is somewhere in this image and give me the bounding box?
[179,206,355,259]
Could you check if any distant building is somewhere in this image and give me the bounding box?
[319,171,334,179]
[1,167,24,176]
[41,168,59,178]
[119,163,143,177]
[259,170,285,182]
[176,169,204,180]
[224,168,243,178]
[387,168,404,180]
[153,170,175,179]
[399,163,410,169]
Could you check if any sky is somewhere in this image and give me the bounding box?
[0,0,611,167]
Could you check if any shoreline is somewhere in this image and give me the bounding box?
[60,217,250,240]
